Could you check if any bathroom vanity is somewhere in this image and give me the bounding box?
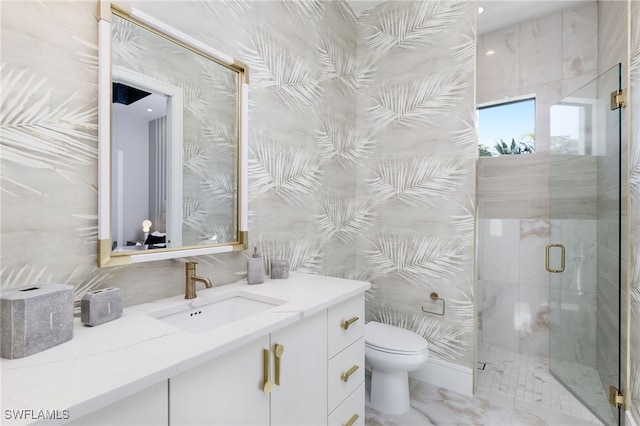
[1,273,369,425]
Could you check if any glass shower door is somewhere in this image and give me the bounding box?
[548,64,622,426]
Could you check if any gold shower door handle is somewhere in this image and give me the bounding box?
[274,343,284,386]
[545,243,565,273]
[263,349,273,394]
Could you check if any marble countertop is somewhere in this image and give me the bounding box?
[1,272,370,425]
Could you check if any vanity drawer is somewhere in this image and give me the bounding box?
[328,383,365,426]
[328,337,365,413]
[328,295,364,358]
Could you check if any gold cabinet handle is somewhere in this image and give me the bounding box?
[274,343,284,386]
[340,365,359,382]
[341,316,359,330]
[545,243,566,273]
[344,413,359,426]
[263,349,273,394]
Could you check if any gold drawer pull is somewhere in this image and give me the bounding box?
[344,413,359,426]
[341,365,359,382]
[274,343,284,386]
[263,349,273,394]
[341,316,359,330]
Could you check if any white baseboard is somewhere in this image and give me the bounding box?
[409,356,474,397]
[627,410,638,426]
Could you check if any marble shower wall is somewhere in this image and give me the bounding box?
[629,0,640,423]
[353,1,477,367]
[477,2,598,153]
[1,1,478,370]
[476,3,598,359]
[476,218,552,357]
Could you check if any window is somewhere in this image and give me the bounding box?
[550,101,593,155]
[477,98,536,157]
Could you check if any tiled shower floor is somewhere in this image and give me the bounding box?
[365,344,604,425]
[477,344,603,424]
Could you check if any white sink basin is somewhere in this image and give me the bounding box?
[149,291,286,333]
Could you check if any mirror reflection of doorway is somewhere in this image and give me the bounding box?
[111,81,168,250]
[110,67,184,253]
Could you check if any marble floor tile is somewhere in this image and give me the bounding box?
[550,358,616,425]
[365,344,604,426]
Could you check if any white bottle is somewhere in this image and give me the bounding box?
[247,247,265,285]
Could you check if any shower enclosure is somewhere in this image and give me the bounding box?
[548,64,623,426]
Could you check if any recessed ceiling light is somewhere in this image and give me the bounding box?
[147,108,153,112]
[478,6,484,14]
[486,50,495,56]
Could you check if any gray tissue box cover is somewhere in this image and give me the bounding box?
[0,283,74,359]
[81,287,123,327]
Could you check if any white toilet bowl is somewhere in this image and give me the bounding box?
[365,321,429,415]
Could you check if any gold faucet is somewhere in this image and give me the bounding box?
[185,261,212,299]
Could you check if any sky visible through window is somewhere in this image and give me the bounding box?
[478,98,535,157]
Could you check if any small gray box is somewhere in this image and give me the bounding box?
[270,260,290,279]
[81,287,123,327]
[1,283,74,359]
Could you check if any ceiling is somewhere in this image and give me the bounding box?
[475,0,595,35]
[113,92,167,122]
[345,0,595,35]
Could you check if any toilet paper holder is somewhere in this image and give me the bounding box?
[421,292,445,316]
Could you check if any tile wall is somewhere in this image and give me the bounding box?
[477,2,598,152]
[629,0,640,423]
[477,3,637,422]
[0,0,360,303]
[476,3,598,358]
[596,0,629,415]
[353,0,477,367]
[476,218,551,356]
[0,0,478,371]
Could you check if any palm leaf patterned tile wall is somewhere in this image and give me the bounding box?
[354,0,476,366]
[1,3,103,303]
[3,0,472,372]
[630,1,640,422]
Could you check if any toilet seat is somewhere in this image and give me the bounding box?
[365,321,428,355]
[366,342,425,355]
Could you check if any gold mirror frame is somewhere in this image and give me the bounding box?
[97,1,248,267]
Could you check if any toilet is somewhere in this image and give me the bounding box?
[365,321,429,415]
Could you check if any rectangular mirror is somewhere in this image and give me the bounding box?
[98,1,248,267]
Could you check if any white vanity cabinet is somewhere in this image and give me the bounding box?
[327,295,366,426]
[169,294,367,426]
[270,310,328,425]
[67,381,168,426]
[1,275,370,426]
[169,310,328,426]
[169,336,270,425]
